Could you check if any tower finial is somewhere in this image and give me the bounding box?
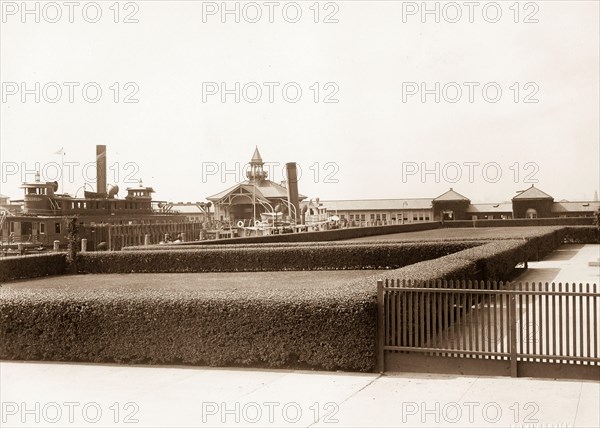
[251,146,263,165]
[247,147,267,182]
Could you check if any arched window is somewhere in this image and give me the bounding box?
[526,208,538,219]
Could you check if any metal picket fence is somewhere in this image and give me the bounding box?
[377,280,599,380]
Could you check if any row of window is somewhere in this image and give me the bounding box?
[8,222,60,234]
[26,187,49,195]
[338,212,432,222]
[67,201,151,210]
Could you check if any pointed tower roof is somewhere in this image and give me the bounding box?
[251,146,263,164]
[433,188,470,202]
[512,185,553,200]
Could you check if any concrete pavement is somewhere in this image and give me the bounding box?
[1,361,598,427]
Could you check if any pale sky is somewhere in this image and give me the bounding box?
[1,0,598,203]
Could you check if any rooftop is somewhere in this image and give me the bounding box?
[551,201,600,212]
[319,198,433,211]
[513,185,554,200]
[207,181,306,202]
[433,188,471,202]
[250,146,263,164]
[466,202,513,213]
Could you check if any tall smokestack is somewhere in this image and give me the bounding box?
[96,145,107,195]
[285,162,301,223]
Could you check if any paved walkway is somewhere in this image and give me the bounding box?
[515,244,599,284]
[1,244,599,427]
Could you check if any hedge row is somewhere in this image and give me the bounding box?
[370,256,479,284]
[123,226,567,251]
[368,226,569,284]
[182,221,441,246]
[525,228,568,260]
[0,253,68,283]
[0,281,377,372]
[356,239,533,286]
[123,239,488,252]
[562,226,600,244]
[76,242,476,273]
[79,225,572,278]
[444,217,594,228]
[449,240,529,280]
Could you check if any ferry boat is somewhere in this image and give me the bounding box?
[0,145,204,252]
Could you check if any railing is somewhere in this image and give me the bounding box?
[79,222,205,251]
[377,280,600,380]
[0,210,6,231]
[0,234,40,245]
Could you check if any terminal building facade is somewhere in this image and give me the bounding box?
[316,186,599,224]
[203,148,598,226]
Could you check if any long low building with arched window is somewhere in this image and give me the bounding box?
[312,186,599,224]
[205,148,598,226]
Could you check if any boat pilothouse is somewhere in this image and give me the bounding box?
[20,173,157,218]
[1,145,186,250]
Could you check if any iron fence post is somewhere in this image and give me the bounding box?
[510,294,518,377]
[377,279,385,373]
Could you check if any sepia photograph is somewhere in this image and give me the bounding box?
[0,1,599,427]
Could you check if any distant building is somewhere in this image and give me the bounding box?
[165,202,212,223]
[0,194,21,215]
[432,188,471,221]
[430,185,599,220]
[315,185,599,223]
[207,148,306,223]
[317,198,433,224]
[551,200,600,218]
[511,185,555,219]
[466,203,513,220]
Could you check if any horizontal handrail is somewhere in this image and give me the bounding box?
[382,287,599,297]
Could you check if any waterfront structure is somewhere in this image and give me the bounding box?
[207,148,306,224]
[317,185,599,223]
[316,198,433,224]
[164,202,213,223]
[0,145,189,247]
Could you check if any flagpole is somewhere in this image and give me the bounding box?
[61,150,64,194]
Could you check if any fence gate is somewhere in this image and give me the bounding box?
[377,280,600,380]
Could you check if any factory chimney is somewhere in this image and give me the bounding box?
[285,162,301,224]
[96,145,107,195]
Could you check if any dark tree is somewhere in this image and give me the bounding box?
[66,216,79,273]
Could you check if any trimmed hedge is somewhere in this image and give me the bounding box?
[369,256,478,284]
[562,226,600,244]
[444,217,594,228]
[0,279,377,372]
[449,240,528,280]
[363,239,532,284]
[77,242,475,273]
[375,226,568,284]
[181,222,441,246]
[0,253,68,283]
[123,226,566,251]
[123,239,487,252]
[0,225,583,374]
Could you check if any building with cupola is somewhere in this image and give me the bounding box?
[207,148,306,224]
[315,185,599,224]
